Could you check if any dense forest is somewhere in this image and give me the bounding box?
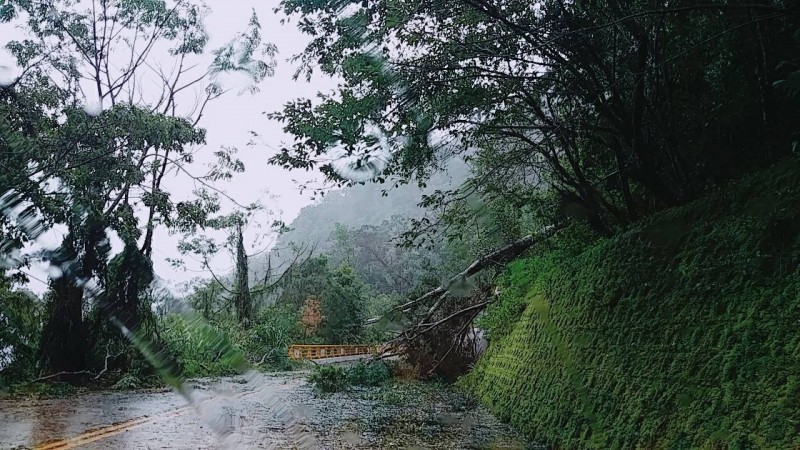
[1,0,799,448]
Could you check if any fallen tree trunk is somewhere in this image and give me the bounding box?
[367,224,561,329]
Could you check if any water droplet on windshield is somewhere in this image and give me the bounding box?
[0,47,20,86]
[329,122,396,182]
[46,266,62,279]
[82,96,104,116]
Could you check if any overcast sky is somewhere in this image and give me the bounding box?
[3,0,340,293]
[149,0,339,289]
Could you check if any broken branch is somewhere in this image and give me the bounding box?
[366,225,560,326]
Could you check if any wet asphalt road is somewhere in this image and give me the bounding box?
[0,372,308,450]
[0,372,528,450]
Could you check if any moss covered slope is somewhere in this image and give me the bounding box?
[463,161,800,449]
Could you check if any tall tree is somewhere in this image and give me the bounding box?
[233,222,252,326]
[2,0,273,375]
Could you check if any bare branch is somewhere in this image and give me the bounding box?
[32,370,93,383]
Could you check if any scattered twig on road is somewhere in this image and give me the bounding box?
[254,352,270,366]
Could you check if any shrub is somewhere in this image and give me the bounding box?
[157,303,304,378]
[0,285,42,384]
[112,374,142,390]
[346,361,391,386]
[308,361,392,393]
[158,315,244,378]
[308,365,347,393]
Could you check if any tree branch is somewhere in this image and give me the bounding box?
[366,224,561,325]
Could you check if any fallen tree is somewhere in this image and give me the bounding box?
[371,225,563,369]
[367,225,559,325]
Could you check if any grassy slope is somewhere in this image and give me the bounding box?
[462,160,800,449]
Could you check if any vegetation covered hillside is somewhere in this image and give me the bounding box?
[463,160,800,449]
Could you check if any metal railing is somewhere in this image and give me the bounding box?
[287,344,380,361]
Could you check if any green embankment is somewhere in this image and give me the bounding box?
[462,161,800,449]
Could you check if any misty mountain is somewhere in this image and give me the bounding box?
[248,159,471,285]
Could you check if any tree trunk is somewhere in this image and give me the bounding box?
[611,139,638,223]
[102,244,154,332]
[38,220,106,378]
[368,226,562,325]
[39,277,87,378]
[233,224,252,326]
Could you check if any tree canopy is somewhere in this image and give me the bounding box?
[271,0,800,239]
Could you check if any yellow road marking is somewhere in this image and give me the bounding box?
[34,406,190,450]
[33,386,264,450]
